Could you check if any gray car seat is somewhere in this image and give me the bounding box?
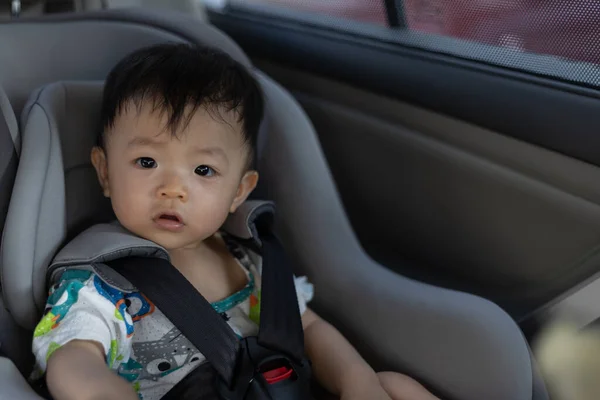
[0,8,548,400]
[0,83,35,386]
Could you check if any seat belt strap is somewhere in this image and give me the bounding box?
[257,232,305,361]
[106,256,240,386]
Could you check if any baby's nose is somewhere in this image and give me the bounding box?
[160,187,187,200]
[158,177,188,201]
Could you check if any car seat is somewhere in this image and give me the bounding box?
[0,8,549,400]
[75,0,208,22]
[0,83,35,393]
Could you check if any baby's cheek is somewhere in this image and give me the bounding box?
[112,192,146,227]
[192,197,231,231]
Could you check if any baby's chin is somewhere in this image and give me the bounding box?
[142,231,206,251]
[117,218,219,251]
[143,229,211,252]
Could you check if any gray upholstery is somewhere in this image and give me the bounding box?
[3,83,69,328]
[0,302,33,377]
[0,87,18,154]
[0,86,22,375]
[0,8,248,116]
[255,72,540,400]
[0,100,17,242]
[48,221,169,288]
[89,0,209,22]
[0,9,546,400]
[0,86,18,244]
[221,200,276,245]
[0,357,43,400]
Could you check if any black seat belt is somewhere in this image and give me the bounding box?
[106,231,312,400]
[106,254,240,385]
[256,232,304,361]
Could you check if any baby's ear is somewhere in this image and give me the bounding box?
[91,146,110,197]
[230,170,259,213]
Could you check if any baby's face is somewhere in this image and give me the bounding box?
[92,101,257,250]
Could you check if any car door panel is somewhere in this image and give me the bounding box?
[258,63,600,317]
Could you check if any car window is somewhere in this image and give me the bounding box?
[404,0,600,66]
[230,0,389,25]
[205,0,600,87]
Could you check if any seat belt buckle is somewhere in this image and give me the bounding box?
[260,361,295,384]
[216,336,314,400]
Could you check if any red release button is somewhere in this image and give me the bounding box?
[262,366,294,384]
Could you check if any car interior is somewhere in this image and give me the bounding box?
[0,0,599,399]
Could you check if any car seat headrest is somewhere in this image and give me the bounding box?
[0,8,250,116]
[27,82,115,235]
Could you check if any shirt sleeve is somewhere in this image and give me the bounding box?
[293,275,314,316]
[32,269,134,373]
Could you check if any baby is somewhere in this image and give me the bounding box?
[31,43,439,400]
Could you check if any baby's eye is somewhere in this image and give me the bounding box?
[195,165,216,177]
[136,157,156,169]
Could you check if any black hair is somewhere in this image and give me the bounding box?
[99,43,264,167]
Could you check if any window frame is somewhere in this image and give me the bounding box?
[208,0,600,89]
[208,6,600,167]
[384,0,403,27]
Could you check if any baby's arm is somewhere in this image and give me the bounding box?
[303,309,438,400]
[46,340,137,400]
[32,271,137,400]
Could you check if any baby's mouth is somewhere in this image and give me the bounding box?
[159,214,181,223]
[154,212,184,231]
